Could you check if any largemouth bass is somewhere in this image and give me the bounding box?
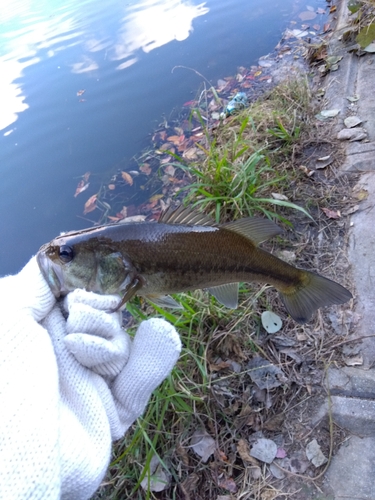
[37,206,352,323]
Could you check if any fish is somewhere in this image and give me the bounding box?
[37,206,352,324]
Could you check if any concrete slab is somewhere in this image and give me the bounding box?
[317,0,375,497]
[324,436,375,499]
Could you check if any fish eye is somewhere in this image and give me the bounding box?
[59,245,74,263]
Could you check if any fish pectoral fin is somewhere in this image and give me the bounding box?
[146,294,183,309]
[112,276,144,312]
[223,217,282,245]
[207,283,239,309]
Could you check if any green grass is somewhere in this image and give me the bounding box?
[167,78,313,224]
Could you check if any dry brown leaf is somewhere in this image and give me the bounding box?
[121,171,133,186]
[237,438,256,463]
[321,207,341,219]
[74,180,90,197]
[164,164,176,176]
[329,5,337,13]
[108,184,116,190]
[175,442,190,466]
[83,194,97,215]
[209,360,231,372]
[107,216,122,222]
[217,476,237,493]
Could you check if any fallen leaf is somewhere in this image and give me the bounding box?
[254,70,262,76]
[140,455,170,492]
[329,5,337,13]
[176,442,190,466]
[108,184,116,190]
[313,23,321,31]
[121,171,133,186]
[107,216,122,222]
[323,22,331,32]
[237,439,257,464]
[321,207,341,219]
[217,477,237,493]
[164,164,176,176]
[247,356,286,390]
[276,448,287,459]
[167,135,185,145]
[83,194,97,215]
[299,10,317,20]
[140,163,152,175]
[77,89,85,96]
[209,360,231,372]
[317,8,326,14]
[353,188,368,201]
[271,192,288,201]
[82,171,91,182]
[344,354,363,366]
[120,215,147,223]
[261,311,282,333]
[74,180,90,197]
[190,428,215,462]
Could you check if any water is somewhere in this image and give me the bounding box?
[0,0,328,275]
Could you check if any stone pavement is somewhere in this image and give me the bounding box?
[313,1,375,498]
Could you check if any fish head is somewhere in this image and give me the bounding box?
[37,232,132,297]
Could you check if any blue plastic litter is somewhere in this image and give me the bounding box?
[224,92,248,115]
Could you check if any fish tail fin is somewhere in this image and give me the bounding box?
[279,272,352,324]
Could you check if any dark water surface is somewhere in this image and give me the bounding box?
[0,0,326,275]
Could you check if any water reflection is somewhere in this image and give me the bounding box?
[0,0,209,129]
[0,0,80,131]
[112,0,209,69]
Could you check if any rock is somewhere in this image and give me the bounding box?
[250,438,278,464]
[337,127,367,141]
[344,115,362,128]
[306,439,328,467]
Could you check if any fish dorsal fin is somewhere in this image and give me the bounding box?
[159,205,216,226]
[222,217,282,245]
[208,283,239,309]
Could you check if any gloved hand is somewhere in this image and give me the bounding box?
[0,257,182,500]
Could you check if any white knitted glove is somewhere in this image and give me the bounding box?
[0,257,182,500]
[63,290,131,378]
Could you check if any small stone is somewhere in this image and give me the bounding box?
[337,127,367,141]
[250,438,278,464]
[344,116,362,128]
[306,439,328,467]
[270,461,285,479]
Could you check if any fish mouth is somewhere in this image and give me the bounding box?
[37,251,66,297]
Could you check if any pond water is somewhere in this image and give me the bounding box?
[0,0,329,276]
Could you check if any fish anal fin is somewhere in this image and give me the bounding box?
[208,283,239,309]
[146,294,183,309]
[280,272,353,324]
[159,205,216,227]
[223,217,282,245]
